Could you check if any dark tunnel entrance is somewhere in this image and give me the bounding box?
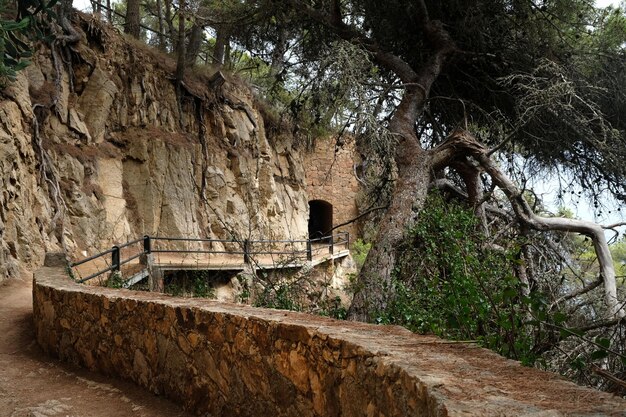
[308,200,333,240]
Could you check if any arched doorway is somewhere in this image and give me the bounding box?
[308,200,333,239]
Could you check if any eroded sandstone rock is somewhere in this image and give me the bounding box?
[0,15,310,280]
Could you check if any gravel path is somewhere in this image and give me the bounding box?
[0,274,193,417]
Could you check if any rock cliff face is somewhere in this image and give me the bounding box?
[0,14,309,280]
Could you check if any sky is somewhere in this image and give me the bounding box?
[73,0,92,12]
[596,0,622,7]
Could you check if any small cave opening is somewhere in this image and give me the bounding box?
[308,200,333,240]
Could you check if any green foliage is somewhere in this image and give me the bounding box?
[610,238,626,282]
[254,282,349,319]
[1,13,33,85]
[0,0,56,86]
[317,296,348,320]
[165,280,183,297]
[376,193,537,364]
[374,193,626,381]
[251,272,348,319]
[565,231,626,286]
[254,282,302,311]
[229,0,626,203]
[351,238,371,272]
[65,264,76,281]
[106,271,124,288]
[164,270,216,298]
[191,271,213,298]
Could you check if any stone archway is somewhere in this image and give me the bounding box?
[304,136,361,240]
[308,200,333,239]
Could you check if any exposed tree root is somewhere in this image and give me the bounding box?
[31,104,68,254]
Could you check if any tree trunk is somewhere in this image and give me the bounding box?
[174,0,186,84]
[124,0,141,38]
[174,0,186,129]
[269,28,287,81]
[348,85,436,322]
[348,148,434,321]
[155,0,166,50]
[290,0,456,322]
[213,27,230,65]
[164,0,175,50]
[185,23,203,67]
[345,58,450,322]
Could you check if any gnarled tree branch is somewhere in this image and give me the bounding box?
[439,130,624,319]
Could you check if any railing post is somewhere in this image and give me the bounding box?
[329,234,334,255]
[244,239,250,264]
[306,240,312,261]
[143,235,151,254]
[140,235,158,291]
[111,246,120,272]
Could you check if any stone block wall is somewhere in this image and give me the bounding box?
[305,136,361,240]
[33,265,626,416]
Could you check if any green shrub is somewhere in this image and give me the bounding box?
[164,270,215,298]
[106,271,124,289]
[254,282,302,311]
[376,192,538,365]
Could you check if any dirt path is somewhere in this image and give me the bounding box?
[0,274,193,417]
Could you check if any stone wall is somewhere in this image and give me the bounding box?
[305,136,361,240]
[33,261,626,416]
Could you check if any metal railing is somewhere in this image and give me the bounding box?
[70,237,146,283]
[69,232,350,284]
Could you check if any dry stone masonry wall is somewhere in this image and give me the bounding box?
[33,260,626,416]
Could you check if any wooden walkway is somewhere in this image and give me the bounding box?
[150,244,350,271]
[70,235,350,286]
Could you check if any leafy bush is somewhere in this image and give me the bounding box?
[318,296,348,320]
[376,193,538,364]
